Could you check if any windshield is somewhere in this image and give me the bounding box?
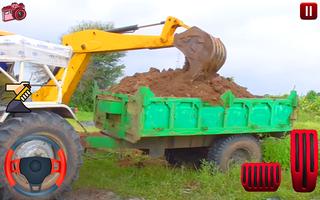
[23,63,53,92]
[1,62,55,92]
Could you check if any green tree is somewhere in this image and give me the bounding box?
[300,90,320,116]
[305,90,318,101]
[66,21,125,111]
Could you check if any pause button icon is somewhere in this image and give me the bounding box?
[300,2,318,20]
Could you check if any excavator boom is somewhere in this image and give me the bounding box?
[62,16,189,53]
[32,16,226,104]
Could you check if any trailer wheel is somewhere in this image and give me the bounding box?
[0,111,83,200]
[208,135,262,171]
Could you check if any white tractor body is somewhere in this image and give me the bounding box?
[0,35,75,122]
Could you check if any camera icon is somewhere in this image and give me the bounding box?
[2,2,27,22]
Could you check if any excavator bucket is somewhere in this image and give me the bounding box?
[174,26,227,79]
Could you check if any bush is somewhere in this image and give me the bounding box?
[262,136,290,169]
[299,90,320,116]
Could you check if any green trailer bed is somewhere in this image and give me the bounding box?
[93,86,298,144]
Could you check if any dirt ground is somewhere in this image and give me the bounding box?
[64,189,143,200]
[109,67,254,105]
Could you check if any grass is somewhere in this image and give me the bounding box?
[74,152,320,200]
[294,109,320,131]
[72,109,320,199]
[75,111,94,121]
[67,111,99,133]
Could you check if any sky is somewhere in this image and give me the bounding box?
[1,0,319,95]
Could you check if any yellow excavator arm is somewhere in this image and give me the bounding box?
[32,16,226,104]
[63,16,190,53]
[32,16,191,103]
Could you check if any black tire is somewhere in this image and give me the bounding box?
[0,111,83,200]
[207,135,262,171]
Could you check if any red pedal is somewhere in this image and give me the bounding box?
[290,129,318,192]
[241,163,281,192]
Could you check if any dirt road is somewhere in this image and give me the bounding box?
[64,189,143,200]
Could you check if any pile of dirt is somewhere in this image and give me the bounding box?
[109,67,254,105]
